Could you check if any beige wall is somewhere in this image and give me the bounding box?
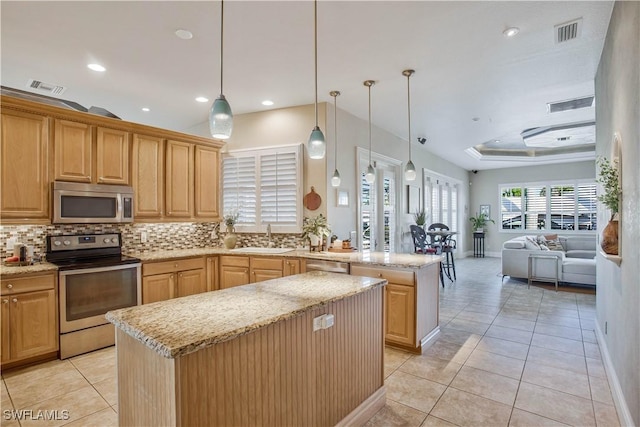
[469,161,596,256]
[594,2,640,425]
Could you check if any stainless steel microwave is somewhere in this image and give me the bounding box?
[52,181,134,224]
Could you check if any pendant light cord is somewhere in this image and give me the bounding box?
[333,94,338,162]
[368,84,372,165]
[219,0,224,95]
[314,0,319,127]
[407,72,411,160]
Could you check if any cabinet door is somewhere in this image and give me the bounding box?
[165,140,194,218]
[384,283,416,347]
[284,259,301,276]
[1,298,9,363]
[96,127,129,185]
[10,289,57,360]
[194,145,219,218]
[176,269,207,298]
[206,257,219,291]
[54,119,92,182]
[220,266,250,289]
[142,273,174,304]
[252,269,283,283]
[0,110,50,220]
[132,134,164,218]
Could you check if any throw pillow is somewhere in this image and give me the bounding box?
[545,240,564,251]
[524,236,541,250]
[544,233,559,241]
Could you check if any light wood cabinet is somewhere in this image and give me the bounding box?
[1,273,58,367]
[351,263,439,353]
[54,119,130,185]
[0,109,50,222]
[132,134,164,218]
[206,256,219,291]
[165,140,194,218]
[219,256,250,289]
[283,259,301,276]
[54,119,92,182]
[194,145,219,219]
[142,257,206,304]
[250,257,283,283]
[96,127,129,184]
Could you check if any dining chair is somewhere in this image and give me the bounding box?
[410,225,445,287]
[427,223,456,281]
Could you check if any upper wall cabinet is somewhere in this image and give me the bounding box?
[165,140,194,218]
[54,119,130,185]
[195,145,219,219]
[131,134,164,219]
[0,110,50,222]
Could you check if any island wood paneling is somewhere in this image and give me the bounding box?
[115,286,384,427]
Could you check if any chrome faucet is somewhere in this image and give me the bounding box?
[266,224,275,247]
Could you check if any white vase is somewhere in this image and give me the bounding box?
[309,234,320,247]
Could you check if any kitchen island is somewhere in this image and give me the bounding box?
[106,271,387,427]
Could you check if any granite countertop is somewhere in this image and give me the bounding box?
[106,271,386,359]
[0,262,58,276]
[131,247,442,269]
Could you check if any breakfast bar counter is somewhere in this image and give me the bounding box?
[107,272,387,426]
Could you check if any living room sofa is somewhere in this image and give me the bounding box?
[501,235,596,286]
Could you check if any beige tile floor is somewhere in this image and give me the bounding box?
[1,257,620,427]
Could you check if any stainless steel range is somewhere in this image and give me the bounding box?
[46,233,141,359]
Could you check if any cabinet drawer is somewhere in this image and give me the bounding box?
[1,273,55,295]
[220,256,250,268]
[143,257,205,276]
[251,257,283,271]
[351,265,414,286]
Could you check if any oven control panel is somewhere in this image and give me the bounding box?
[48,233,121,252]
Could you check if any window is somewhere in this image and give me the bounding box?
[424,173,460,231]
[222,144,302,233]
[499,180,597,232]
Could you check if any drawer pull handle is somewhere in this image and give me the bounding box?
[2,299,8,304]
[6,284,13,289]
[378,273,383,278]
[12,298,18,303]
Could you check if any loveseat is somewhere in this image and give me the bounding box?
[501,235,596,286]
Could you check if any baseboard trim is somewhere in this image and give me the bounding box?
[420,326,441,350]
[336,386,386,427]
[463,250,500,258]
[595,323,635,427]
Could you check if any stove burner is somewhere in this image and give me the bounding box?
[46,232,140,269]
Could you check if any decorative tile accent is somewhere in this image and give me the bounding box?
[0,223,307,259]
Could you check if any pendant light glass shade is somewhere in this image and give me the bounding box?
[307,0,326,159]
[330,90,341,187]
[403,69,416,181]
[210,95,233,140]
[331,169,341,187]
[308,126,326,159]
[210,0,233,140]
[364,80,376,185]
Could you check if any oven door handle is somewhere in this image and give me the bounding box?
[58,263,142,277]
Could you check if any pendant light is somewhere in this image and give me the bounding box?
[364,80,376,185]
[307,0,326,159]
[209,0,233,140]
[403,69,416,181]
[330,90,341,187]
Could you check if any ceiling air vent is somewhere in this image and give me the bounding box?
[26,79,67,95]
[555,18,582,43]
[547,96,594,113]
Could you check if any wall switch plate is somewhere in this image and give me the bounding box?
[313,314,335,331]
[140,231,148,243]
[313,316,324,331]
[211,230,217,240]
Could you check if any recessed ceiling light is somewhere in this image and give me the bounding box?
[503,27,520,38]
[261,100,274,106]
[195,96,209,103]
[175,29,193,40]
[87,63,106,72]
[142,107,150,112]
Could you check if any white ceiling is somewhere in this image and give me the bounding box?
[1,1,614,171]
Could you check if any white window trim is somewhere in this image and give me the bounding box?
[422,168,462,231]
[498,178,598,234]
[223,144,303,233]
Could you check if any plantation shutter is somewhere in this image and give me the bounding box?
[549,184,576,230]
[577,184,597,230]
[524,185,546,230]
[222,156,257,226]
[260,151,298,226]
[451,185,458,231]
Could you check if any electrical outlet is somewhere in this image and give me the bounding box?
[313,316,323,331]
[210,230,217,240]
[140,231,148,243]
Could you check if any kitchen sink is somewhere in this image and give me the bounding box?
[230,247,294,254]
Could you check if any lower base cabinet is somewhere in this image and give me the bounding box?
[385,283,416,347]
[1,273,58,367]
[142,257,206,304]
[220,256,301,289]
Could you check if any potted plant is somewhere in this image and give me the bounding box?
[413,209,427,228]
[302,214,331,249]
[597,156,621,255]
[469,212,495,232]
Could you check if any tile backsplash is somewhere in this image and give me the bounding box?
[0,223,306,259]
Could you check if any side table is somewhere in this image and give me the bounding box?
[528,253,561,291]
[473,232,485,258]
